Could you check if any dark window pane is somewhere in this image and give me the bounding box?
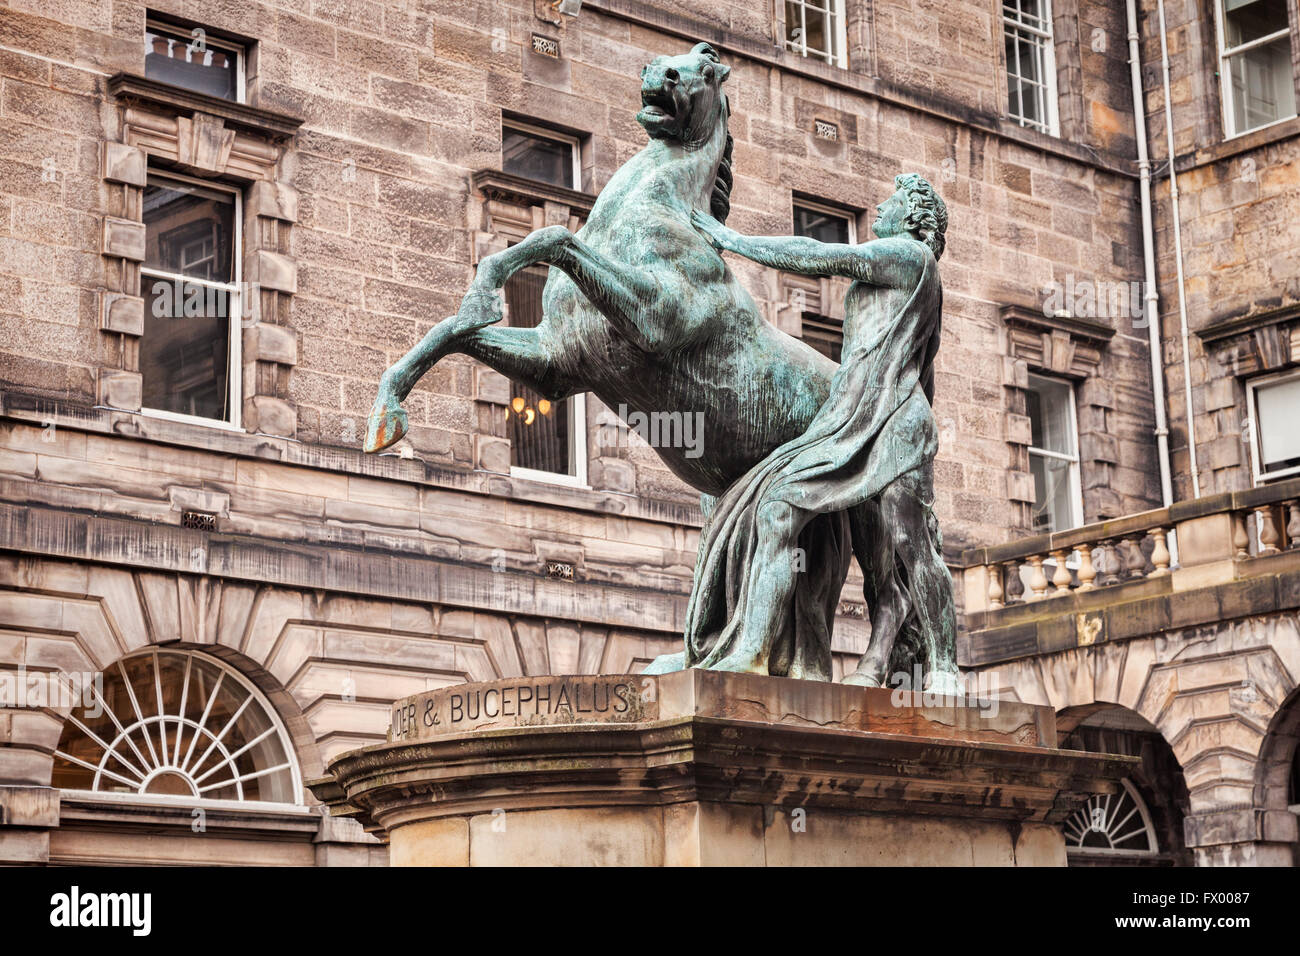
[794,203,851,244]
[502,127,574,188]
[143,181,236,282]
[801,313,843,363]
[140,276,232,421]
[505,267,574,475]
[1224,0,1290,47]
[145,26,239,101]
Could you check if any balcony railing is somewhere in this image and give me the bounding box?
[961,476,1300,613]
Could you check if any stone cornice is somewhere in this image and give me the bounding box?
[0,391,705,529]
[108,73,304,140]
[471,169,597,214]
[0,501,689,635]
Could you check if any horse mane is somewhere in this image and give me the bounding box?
[710,129,734,224]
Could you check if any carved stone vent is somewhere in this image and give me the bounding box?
[546,561,575,580]
[181,511,217,532]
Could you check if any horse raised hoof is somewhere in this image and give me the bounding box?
[363,396,409,453]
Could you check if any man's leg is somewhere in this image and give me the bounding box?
[844,499,910,687]
[877,469,961,694]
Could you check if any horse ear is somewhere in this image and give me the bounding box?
[691,42,720,62]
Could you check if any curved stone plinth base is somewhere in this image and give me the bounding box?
[308,671,1136,866]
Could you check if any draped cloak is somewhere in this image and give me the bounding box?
[681,245,943,680]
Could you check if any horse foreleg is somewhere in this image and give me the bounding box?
[366,227,578,453]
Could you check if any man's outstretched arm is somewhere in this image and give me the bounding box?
[692,210,910,284]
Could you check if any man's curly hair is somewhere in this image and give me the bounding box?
[894,173,948,260]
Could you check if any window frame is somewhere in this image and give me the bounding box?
[1246,366,1300,483]
[792,196,858,245]
[138,169,244,432]
[1214,0,1298,139]
[1002,0,1061,136]
[496,120,589,487]
[782,0,850,69]
[500,118,583,191]
[145,16,247,104]
[52,648,303,808]
[1026,371,1084,533]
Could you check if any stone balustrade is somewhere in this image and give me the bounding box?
[961,477,1300,613]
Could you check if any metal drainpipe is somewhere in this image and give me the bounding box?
[1156,0,1202,498]
[1126,0,1175,508]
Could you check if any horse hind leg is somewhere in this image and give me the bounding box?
[461,326,579,400]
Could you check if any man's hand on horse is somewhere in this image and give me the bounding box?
[690,209,738,254]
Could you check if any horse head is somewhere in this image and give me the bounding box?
[637,42,731,149]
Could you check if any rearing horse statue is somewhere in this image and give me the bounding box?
[365,42,874,680]
[365,42,834,499]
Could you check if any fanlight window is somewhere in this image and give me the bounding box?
[1063,779,1158,856]
[52,649,300,804]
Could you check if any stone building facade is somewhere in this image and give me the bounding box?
[0,0,1296,865]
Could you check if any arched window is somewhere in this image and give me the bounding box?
[1063,779,1159,859]
[52,648,300,804]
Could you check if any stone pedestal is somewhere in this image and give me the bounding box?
[308,671,1135,866]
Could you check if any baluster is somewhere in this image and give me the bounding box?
[1026,554,1049,600]
[1076,543,1097,591]
[1257,506,1281,555]
[987,563,1004,610]
[1004,560,1025,605]
[1125,535,1148,579]
[1232,511,1250,558]
[1287,501,1300,550]
[1148,528,1171,576]
[1050,549,1072,594]
[1095,539,1120,586]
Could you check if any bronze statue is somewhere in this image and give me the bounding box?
[680,176,957,692]
[363,41,959,691]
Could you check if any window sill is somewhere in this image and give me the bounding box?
[137,406,244,433]
[1174,115,1300,174]
[56,790,319,840]
[108,72,304,141]
[509,465,592,491]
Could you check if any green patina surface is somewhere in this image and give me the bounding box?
[363,42,959,689]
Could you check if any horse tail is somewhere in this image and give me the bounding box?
[710,132,734,224]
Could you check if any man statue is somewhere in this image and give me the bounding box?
[671,174,960,693]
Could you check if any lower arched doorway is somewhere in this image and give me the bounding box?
[1057,704,1192,866]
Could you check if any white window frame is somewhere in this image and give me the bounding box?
[1246,367,1300,483]
[53,648,303,808]
[509,395,590,489]
[793,197,858,244]
[1003,0,1060,136]
[1027,372,1084,533]
[782,0,849,69]
[1214,0,1298,139]
[145,17,247,104]
[501,119,583,191]
[138,170,243,432]
[498,121,589,487]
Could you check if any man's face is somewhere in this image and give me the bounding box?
[871,189,909,240]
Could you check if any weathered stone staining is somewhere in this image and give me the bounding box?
[311,670,1135,867]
